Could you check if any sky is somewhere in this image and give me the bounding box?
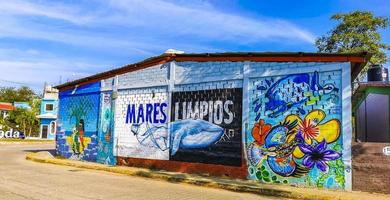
[0,0,389,93]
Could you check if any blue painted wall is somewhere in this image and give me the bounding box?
[40,118,56,139]
[40,99,58,116]
[56,82,101,161]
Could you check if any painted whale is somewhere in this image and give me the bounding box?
[170,119,224,156]
[256,71,338,118]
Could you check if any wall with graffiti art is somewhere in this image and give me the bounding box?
[114,87,170,160]
[170,87,242,166]
[246,70,346,189]
[56,82,100,161]
[97,92,116,165]
[56,59,354,189]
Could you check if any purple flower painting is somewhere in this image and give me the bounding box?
[298,140,341,173]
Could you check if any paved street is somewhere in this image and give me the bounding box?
[0,143,282,200]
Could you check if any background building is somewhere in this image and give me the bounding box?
[351,65,390,193]
[37,85,58,139]
[0,102,14,119]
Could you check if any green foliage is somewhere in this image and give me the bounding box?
[256,164,287,184]
[0,86,38,102]
[315,159,345,188]
[67,96,94,126]
[315,172,329,188]
[6,102,41,137]
[305,175,313,186]
[0,86,41,137]
[316,11,390,75]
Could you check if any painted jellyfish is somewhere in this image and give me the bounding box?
[131,122,169,151]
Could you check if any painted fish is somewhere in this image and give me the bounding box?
[170,119,224,156]
[256,71,338,118]
[248,119,309,177]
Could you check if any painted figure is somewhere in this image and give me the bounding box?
[71,119,85,154]
[78,119,85,151]
[71,127,80,154]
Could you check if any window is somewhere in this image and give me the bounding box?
[50,121,56,134]
[45,104,54,111]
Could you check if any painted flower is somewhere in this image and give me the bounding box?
[284,109,341,158]
[298,118,319,141]
[298,140,341,173]
[251,119,272,146]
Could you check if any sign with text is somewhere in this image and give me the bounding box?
[170,88,242,166]
[0,128,21,138]
[115,91,170,160]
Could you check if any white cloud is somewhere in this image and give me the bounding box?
[0,0,94,25]
[105,0,315,43]
[0,0,316,44]
[0,0,317,90]
[0,48,108,91]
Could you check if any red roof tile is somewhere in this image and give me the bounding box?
[0,103,15,111]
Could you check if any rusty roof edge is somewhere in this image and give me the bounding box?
[55,51,370,90]
[54,54,174,90]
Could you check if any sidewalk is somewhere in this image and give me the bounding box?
[0,139,55,145]
[26,152,390,200]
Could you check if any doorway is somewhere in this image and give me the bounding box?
[42,125,48,139]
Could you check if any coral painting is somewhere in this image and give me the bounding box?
[97,92,116,165]
[247,71,345,189]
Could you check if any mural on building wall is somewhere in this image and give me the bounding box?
[115,89,170,160]
[97,92,116,165]
[246,71,345,189]
[170,88,242,166]
[56,82,100,161]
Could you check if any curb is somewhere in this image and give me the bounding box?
[26,152,390,200]
[1,141,55,145]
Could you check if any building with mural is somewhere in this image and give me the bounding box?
[0,102,15,119]
[37,85,59,139]
[54,51,369,190]
[351,78,390,193]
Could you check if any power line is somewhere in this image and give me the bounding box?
[0,79,41,87]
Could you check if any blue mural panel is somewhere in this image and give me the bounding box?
[246,70,345,189]
[56,82,100,161]
[97,92,116,165]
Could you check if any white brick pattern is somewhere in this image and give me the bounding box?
[114,87,169,160]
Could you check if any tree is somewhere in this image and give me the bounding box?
[0,86,37,102]
[316,11,390,77]
[0,86,41,137]
[6,100,41,137]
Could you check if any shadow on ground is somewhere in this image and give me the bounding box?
[24,149,56,155]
